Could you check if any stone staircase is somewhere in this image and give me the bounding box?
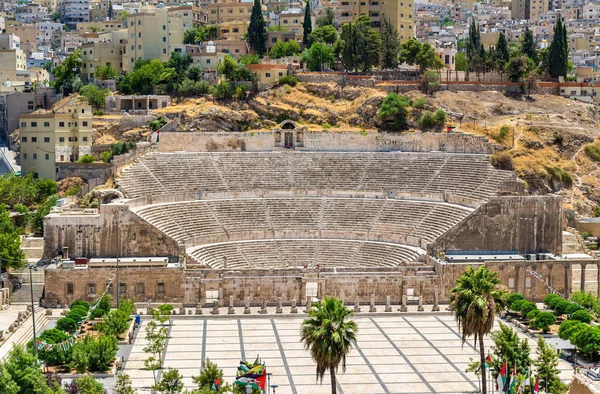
[0,307,48,360]
[20,236,44,264]
[562,231,588,256]
[9,237,45,304]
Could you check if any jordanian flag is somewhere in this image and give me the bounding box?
[497,361,507,393]
[533,377,539,394]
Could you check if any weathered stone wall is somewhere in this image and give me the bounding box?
[44,265,185,307]
[431,196,563,256]
[43,203,180,260]
[158,131,500,154]
[56,162,111,182]
[436,259,576,302]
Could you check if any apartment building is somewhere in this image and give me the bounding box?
[59,0,90,29]
[339,0,414,41]
[76,20,125,32]
[14,4,49,24]
[37,22,64,46]
[81,30,127,81]
[122,5,205,71]
[279,8,306,43]
[511,0,548,20]
[19,104,92,180]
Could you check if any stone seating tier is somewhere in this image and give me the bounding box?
[118,152,516,201]
[133,197,473,248]
[187,239,424,269]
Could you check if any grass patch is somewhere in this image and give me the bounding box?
[584,144,600,161]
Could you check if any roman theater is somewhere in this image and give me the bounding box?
[42,124,571,309]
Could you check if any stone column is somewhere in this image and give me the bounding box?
[304,296,311,313]
[354,298,361,313]
[211,302,220,315]
[195,304,203,314]
[385,296,392,312]
[369,294,377,312]
[433,287,440,311]
[290,299,297,314]
[259,298,268,314]
[339,289,344,305]
[244,297,251,314]
[276,297,283,314]
[597,263,600,296]
[228,295,235,314]
[400,295,408,312]
[418,296,424,312]
[564,263,570,298]
[580,263,587,292]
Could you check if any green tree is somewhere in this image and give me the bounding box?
[420,70,440,95]
[399,38,422,66]
[573,325,600,357]
[400,38,443,73]
[449,266,508,394]
[316,7,334,27]
[238,54,260,65]
[533,312,556,333]
[97,309,130,337]
[571,309,592,323]
[570,291,597,309]
[144,320,169,378]
[490,323,532,378]
[543,294,562,309]
[300,296,358,394]
[192,359,223,390]
[74,374,105,394]
[505,55,528,82]
[80,84,109,109]
[455,52,468,71]
[496,32,509,64]
[558,319,585,341]
[534,337,568,394]
[519,301,537,319]
[0,205,24,269]
[29,329,72,367]
[308,25,338,45]
[52,51,82,95]
[302,0,312,45]
[548,18,568,79]
[118,59,165,95]
[99,294,111,313]
[380,17,400,69]
[301,42,335,71]
[248,0,266,55]
[2,346,54,393]
[114,373,136,394]
[95,64,117,80]
[270,40,301,58]
[377,93,410,131]
[554,300,572,316]
[338,16,381,72]
[521,26,537,63]
[153,367,183,394]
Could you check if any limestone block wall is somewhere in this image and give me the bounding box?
[158,131,499,154]
[435,259,574,302]
[44,265,185,307]
[431,196,563,256]
[43,204,180,260]
[56,162,111,182]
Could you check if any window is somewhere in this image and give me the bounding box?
[266,72,271,77]
[23,153,27,159]
[137,20,141,25]
[45,153,49,160]
[44,122,49,127]
[162,25,166,30]
[119,282,126,295]
[88,283,96,295]
[83,121,88,126]
[74,122,77,127]
[136,282,145,295]
[31,122,37,127]
[157,282,165,294]
[59,137,64,142]
[31,137,37,142]
[44,137,50,143]
[28,101,33,111]
[21,136,27,142]
[206,59,211,64]
[162,37,166,42]
[33,153,37,160]
[279,72,283,77]
[83,136,88,142]
[21,122,26,127]
[66,282,74,295]
[60,155,64,161]
[68,137,78,142]
[163,48,167,54]
[138,32,141,38]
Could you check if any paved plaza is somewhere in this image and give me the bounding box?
[123,314,574,394]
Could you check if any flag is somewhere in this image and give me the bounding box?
[486,355,492,363]
[509,362,518,394]
[497,361,507,393]
[522,370,531,389]
[533,377,539,394]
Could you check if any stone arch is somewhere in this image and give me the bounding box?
[280,120,297,130]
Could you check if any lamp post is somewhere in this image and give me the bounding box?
[116,216,120,309]
[267,372,272,394]
[28,264,37,356]
[272,384,278,394]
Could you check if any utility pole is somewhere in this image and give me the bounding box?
[116,216,120,309]
[29,265,37,357]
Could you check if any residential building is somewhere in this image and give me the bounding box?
[246,63,288,85]
[279,8,306,43]
[339,0,414,41]
[19,104,92,180]
[59,0,90,29]
[37,22,64,46]
[76,20,125,32]
[511,0,549,20]
[81,30,127,82]
[14,4,49,24]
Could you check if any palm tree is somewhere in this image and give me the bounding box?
[300,296,358,394]
[449,266,508,394]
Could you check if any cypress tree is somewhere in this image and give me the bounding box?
[521,26,537,63]
[380,17,400,69]
[496,32,509,63]
[248,0,266,55]
[302,0,312,45]
[549,19,568,78]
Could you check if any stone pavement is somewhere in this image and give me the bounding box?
[122,314,574,394]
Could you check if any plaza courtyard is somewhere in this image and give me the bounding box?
[122,313,574,394]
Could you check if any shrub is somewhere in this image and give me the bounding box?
[176,79,211,96]
[412,98,426,109]
[377,93,410,131]
[534,312,556,333]
[582,232,590,240]
[148,116,167,131]
[97,309,130,337]
[433,109,446,125]
[495,125,510,142]
[64,186,81,196]
[322,123,331,130]
[572,325,600,356]
[558,319,585,340]
[546,167,573,188]
[544,294,562,309]
[67,308,87,323]
[490,151,514,170]
[90,308,105,319]
[30,329,72,366]
[520,301,537,318]
[507,293,525,305]
[565,303,583,315]
[101,150,112,163]
[211,81,234,100]
[70,300,90,311]
[56,317,77,333]
[554,300,572,316]
[99,294,111,313]
[71,334,118,372]
[527,309,540,321]
[77,154,95,163]
[278,75,298,87]
[419,111,436,129]
[584,144,600,161]
[571,309,592,323]
[510,299,526,312]
[235,84,248,100]
[119,297,136,316]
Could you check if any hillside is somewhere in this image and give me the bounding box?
[94,84,600,218]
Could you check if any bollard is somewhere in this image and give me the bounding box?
[354,298,361,313]
[369,294,377,312]
[276,297,283,314]
[228,296,235,315]
[385,295,392,312]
